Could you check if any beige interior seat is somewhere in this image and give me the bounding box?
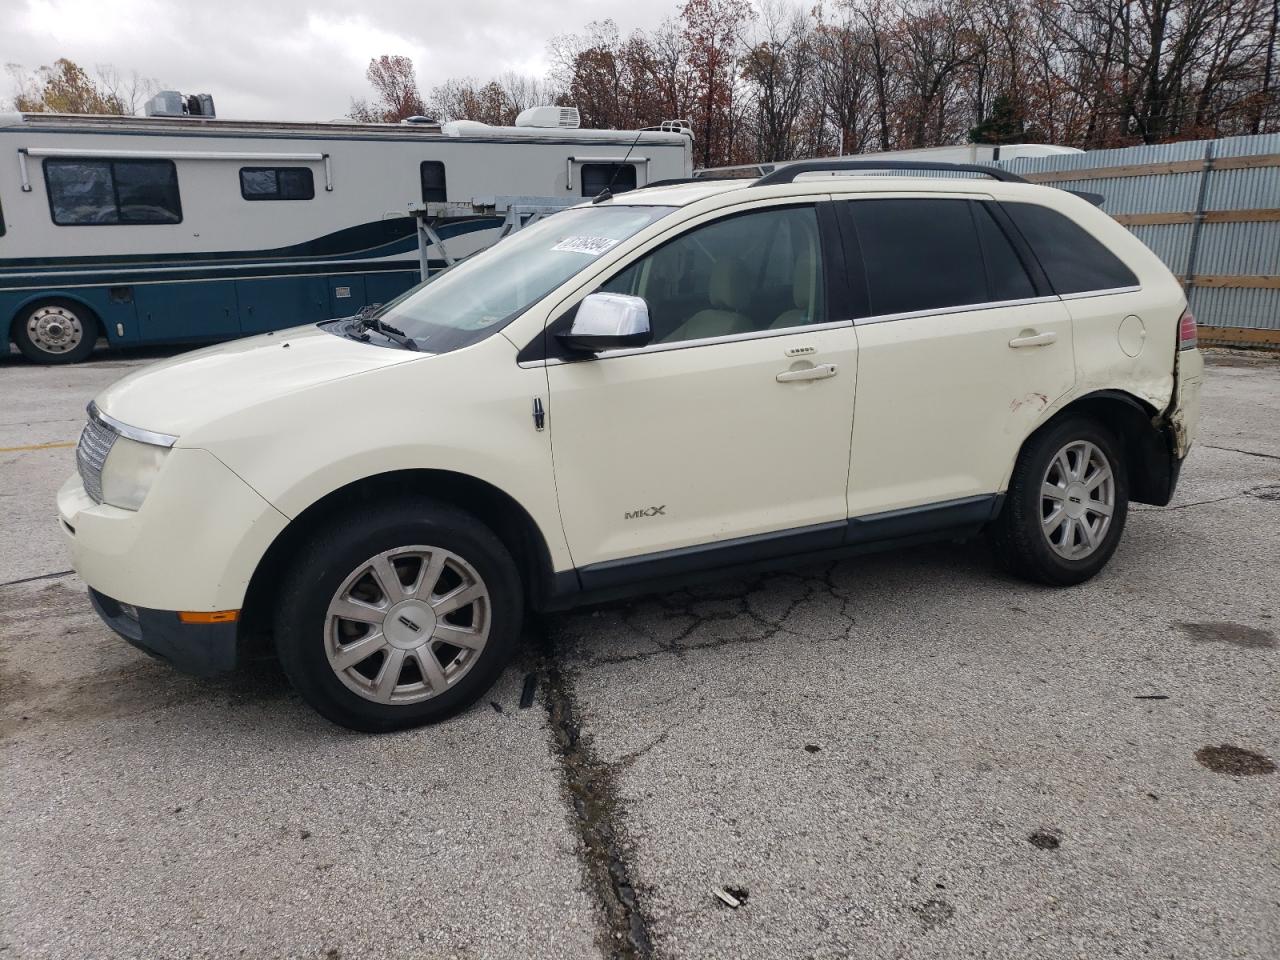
[770,253,816,329]
[666,259,753,341]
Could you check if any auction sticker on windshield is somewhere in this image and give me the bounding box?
[551,236,621,256]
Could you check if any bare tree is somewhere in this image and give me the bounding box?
[742,0,815,160]
[94,64,161,115]
[813,2,874,153]
[348,0,1280,160]
[349,55,426,122]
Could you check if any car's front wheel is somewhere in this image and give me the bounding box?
[991,415,1129,586]
[274,498,522,731]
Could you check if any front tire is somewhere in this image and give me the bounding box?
[13,299,98,364]
[991,416,1129,586]
[274,498,523,732]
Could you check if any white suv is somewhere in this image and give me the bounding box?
[58,161,1204,731]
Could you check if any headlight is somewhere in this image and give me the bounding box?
[100,436,170,510]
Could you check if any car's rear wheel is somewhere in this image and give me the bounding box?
[991,415,1129,586]
[274,498,522,731]
[13,299,98,364]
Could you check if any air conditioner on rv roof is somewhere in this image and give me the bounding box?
[515,106,580,129]
[144,91,216,118]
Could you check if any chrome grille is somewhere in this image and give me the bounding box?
[76,416,117,504]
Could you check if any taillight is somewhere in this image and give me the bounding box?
[1178,308,1197,350]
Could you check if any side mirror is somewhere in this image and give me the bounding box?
[557,293,651,353]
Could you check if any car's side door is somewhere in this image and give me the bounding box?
[543,200,859,586]
[840,194,1077,523]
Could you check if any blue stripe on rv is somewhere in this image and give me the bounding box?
[2,218,498,348]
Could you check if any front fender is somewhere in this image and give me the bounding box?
[185,337,572,573]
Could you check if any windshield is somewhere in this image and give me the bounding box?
[373,204,675,353]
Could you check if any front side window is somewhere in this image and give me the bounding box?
[581,163,637,197]
[45,159,181,225]
[421,161,447,203]
[1003,202,1138,294]
[240,167,314,201]
[600,205,825,344]
[375,204,674,354]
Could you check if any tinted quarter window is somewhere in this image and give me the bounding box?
[581,163,637,197]
[45,159,181,225]
[421,161,447,203]
[848,198,987,316]
[0,190,5,236]
[974,203,1035,301]
[240,167,314,200]
[1003,202,1138,294]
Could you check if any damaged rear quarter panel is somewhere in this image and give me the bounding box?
[1062,288,1180,415]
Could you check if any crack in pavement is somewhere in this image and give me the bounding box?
[569,563,858,669]
[532,618,657,960]
[1135,494,1247,512]
[1203,444,1280,462]
[0,569,75,588]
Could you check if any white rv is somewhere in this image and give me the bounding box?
[0,107,693,362]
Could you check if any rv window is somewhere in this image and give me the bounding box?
[581,163,637,197]
[45,159,181,225]
[421,161,447,203]
[240,167,315,201]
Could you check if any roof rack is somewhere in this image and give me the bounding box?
[753,159,1029,186]
[641,177,711,189]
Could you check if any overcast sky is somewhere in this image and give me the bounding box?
[3,0,684,121]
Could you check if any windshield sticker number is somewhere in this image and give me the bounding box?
[552,236,620,256]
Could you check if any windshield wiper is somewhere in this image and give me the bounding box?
[351,311,421,351]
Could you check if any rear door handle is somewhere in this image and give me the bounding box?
[777,363,837,383]
[1009,331,1057,348]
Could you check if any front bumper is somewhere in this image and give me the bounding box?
[89,587,239,676]
[57,447,289,613]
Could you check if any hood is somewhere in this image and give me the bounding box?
[94,325,424,439]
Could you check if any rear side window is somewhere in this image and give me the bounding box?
[581,163,637,197]
[240,167,314,201]
[1002,202,1138,294]
[45,159,181,225]
[421,161,447,203]
[0,191,5,236]
[847,198,989,316]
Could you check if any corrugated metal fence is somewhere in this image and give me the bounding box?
[998,135,1280,347]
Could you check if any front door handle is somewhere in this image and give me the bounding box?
[777,363,837,383]
[1009,331,1057,348]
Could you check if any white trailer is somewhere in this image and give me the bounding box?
[0,108,693,361]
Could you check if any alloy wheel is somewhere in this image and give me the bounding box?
[1040,440,1115,560]
[324,545,491,705]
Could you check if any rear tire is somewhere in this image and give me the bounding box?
[991,415,1129,586]
[274,498,522,732]
[13,299,98,364]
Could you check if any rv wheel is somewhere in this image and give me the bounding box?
[13,300,98,364]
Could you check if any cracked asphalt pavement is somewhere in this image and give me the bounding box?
[2,345,1278,959]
